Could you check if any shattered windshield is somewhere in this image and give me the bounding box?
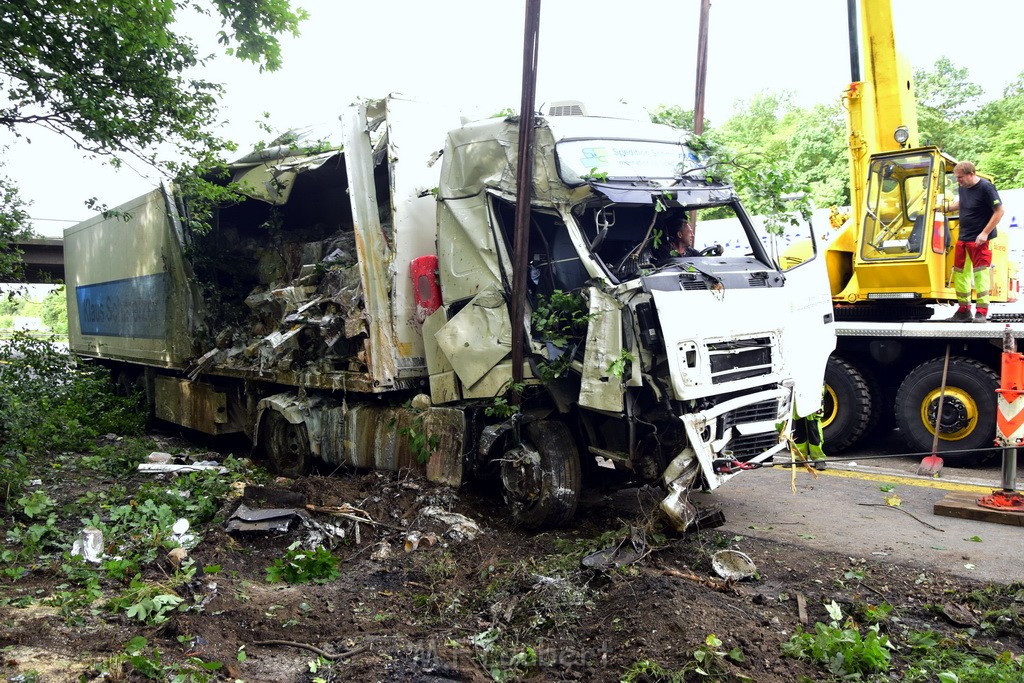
[556,139,700,185]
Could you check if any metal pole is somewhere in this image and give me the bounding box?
[847,0,861,82]
[694,0,711,135]
[509,0,541,400]
[1000,447,1018,492]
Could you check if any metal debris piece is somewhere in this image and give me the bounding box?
[137,463,227,474]
[225,504,301,533]
[421,506,482,541]
[711,550,757,581]
[70,526,104,563]
[404,531,438,552]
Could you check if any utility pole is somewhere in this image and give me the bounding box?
[509,0,542,400]
[694,0,711,135]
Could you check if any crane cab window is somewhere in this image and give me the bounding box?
[861,153,934,261]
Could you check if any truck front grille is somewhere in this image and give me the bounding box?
[721,398,779,432]
[708,336,773,384]
[727,432,782,460]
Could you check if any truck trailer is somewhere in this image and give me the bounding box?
[65,96,835,528]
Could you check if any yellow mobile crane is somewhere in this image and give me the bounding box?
[819,0,1022,463]
[828,0,1011,314]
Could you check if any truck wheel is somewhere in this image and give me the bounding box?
[822,356,877,452]
[895,357,998,466]
[260,410,312,478]
[500,420,581,529]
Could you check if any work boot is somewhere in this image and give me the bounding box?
[946,308,972,322]
[973,311,988,323]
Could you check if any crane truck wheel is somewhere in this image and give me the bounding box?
[260,410,312,478]
[894,357,999,466]
[500,420,581,529]
[822,356,878,452]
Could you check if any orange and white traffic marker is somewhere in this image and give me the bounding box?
[981,326,1024,512]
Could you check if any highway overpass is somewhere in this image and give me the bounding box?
[7,238,64,284]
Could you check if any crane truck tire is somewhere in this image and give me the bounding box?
[500,420,582,529]
[260,409,313,478]
[822,356,879,452]
[894,357,999,466]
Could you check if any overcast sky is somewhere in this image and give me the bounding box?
[9,0,1024,238]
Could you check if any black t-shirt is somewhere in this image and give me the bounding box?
[958,178,1001,241]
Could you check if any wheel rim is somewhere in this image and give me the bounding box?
[919,387,978,441]
[821,384,839,429]
[500,444,543,505]
[265,412,310,475]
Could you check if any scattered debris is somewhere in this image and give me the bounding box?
[226,504,301,533]
[582,527,650,570]
[70,526,104,563]
[171,518,197,548]
[711,549,757,581]
[167,547,189,569]
[403,531,438,552]
[421,506,483,541]
[137,463,227,474]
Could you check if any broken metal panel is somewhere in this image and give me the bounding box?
[313,403,463,485]
[429,370,460,405]
[423,307,460,404]
[438,117,590,208]
[459,360,532,399]
[578,287,626,412]
[423,407,465,486]
[434,286,512,388]
[341,100,399,389]
[155,376,241,435]
[436,194,504,303]
[680,387,791,491]
[230,151,339,205]
[423,307,454,375]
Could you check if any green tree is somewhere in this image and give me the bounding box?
[784,103,850,207]
[0,170,34,282]
[650,104,696,131]
[974,72,1024,187]
[913,57,985,159]
[40,287,68,336]
[0,0,309,280]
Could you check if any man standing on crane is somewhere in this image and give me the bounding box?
[945,161,1005,323]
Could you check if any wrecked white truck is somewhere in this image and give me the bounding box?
[65,96,835,528]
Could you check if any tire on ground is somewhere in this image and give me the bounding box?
[822,356,877,452]
[894,357,998,466]
[260,409,312,478]
[500,420,582,529]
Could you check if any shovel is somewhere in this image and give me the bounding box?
[917,344,951,476]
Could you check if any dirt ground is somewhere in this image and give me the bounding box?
[2,435,1023,682]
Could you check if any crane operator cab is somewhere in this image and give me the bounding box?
[845,148,1011,308]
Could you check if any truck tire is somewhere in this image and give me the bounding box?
[822,356,877,452]
[500,420,581,529]
[895,357,999,466]
[260,410,312,478]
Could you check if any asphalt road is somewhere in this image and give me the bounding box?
[697,431,1022,585]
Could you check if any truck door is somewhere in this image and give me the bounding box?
[776,217,837,417]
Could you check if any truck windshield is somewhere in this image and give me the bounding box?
[861,153,934,261]
[556,139,698,185]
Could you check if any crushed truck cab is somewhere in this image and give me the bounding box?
[65,95,835,529]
